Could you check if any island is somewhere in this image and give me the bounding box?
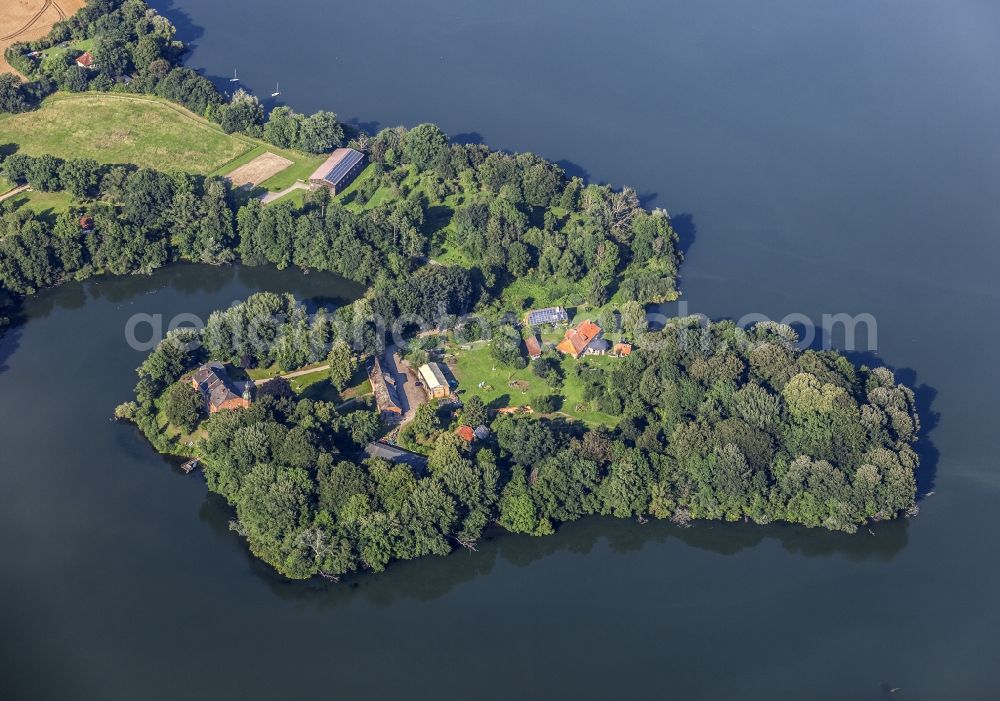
[1,0,921,580]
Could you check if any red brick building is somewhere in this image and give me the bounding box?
[190,363,251,414]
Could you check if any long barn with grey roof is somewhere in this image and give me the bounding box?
[308,148,366,194]
[364,442,427,473]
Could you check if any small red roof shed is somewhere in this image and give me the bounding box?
[524,335,542,360]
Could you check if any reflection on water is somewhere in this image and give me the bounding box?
[190,481,910,611]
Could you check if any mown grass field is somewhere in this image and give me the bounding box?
[38,38,94,68]
[0,93,252,173]
[448,343,620,427]
[248,363,372,405]
[5,188,76,217]
[1,92,333,201]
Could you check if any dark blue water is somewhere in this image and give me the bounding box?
[2,1,999,698]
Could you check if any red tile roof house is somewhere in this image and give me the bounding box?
[75,51,95,69]
[556,320,605,359]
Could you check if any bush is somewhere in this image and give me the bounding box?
[533,394,561,414]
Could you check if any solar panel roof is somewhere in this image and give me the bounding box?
[323,149,365,186]
[527,307,568,326]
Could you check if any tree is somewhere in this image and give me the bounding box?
[621,300,647,340]
[532,356,564,388]
[122,168,175,230]
[60,158,102,199]
[507,240,531,277]
[407,401,442,445]
[26,155,63,192]
[490,324,526,368]
[217,90,264,135]
[599,449,652,518]
[297,111,344,153]
[317,460,372,515]
[324,341,355,392]
[234,464,315,578]
[403,123,449,171]
[2,153,31,184]
[499,467,547,535]
[263,107,301,148]
[460,395,488,427]
[164,382,204,432]
[59,66,91,93]
[92,35,132,77]
[132,34,165,72]
[0,74,29,113]
[494,415,561,466]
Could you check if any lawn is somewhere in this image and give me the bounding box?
[39,38,94,69]
[500,275,592,313]
[260,186,306,209]
[4,188,76,218]
[0,93,252,173]
[336,163,379,209]
[249,362,373,405]
[448,343,620,427]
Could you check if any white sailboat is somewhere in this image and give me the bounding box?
[229,68,238,82]
[271,82,281,97]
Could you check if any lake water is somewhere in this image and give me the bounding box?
[3,0,1000,698]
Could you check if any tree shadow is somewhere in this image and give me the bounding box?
[238,507,912,612]
[636,190,659,209]
[452,132,484,145]
[153,0,205,48]
[486,393,511,411]
[554,159,590,182]
[671,211,698,260]
[422,204,454,237]
[346,118,382,137]
[0,302,24,377]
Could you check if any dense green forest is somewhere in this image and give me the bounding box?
[124,293,920,579]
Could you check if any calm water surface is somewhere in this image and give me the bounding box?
[3,0,1000,698]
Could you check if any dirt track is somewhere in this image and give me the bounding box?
[1,1,86,75]
[225,152,293,189]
